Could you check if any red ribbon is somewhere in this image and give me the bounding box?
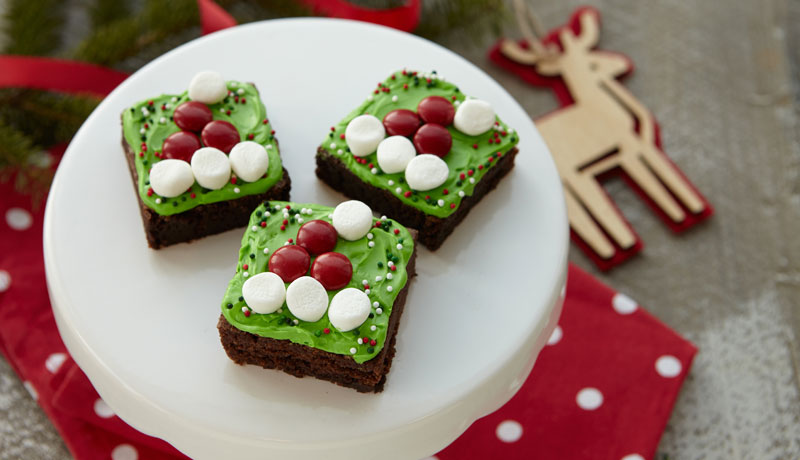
[299,0,421,32]
[0,57,128,97]
[197,0,237,35]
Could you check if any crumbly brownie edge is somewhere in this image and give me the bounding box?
[121,130,291,249]
[315,147,518,250]
[217,231,417,393]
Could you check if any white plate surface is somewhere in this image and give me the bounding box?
[44,18,568,460]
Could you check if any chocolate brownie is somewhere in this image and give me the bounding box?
[218,201,416,392]
[121,73,290,248]
[315,69,520,250]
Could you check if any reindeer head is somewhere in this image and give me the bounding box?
[501,8,631,81]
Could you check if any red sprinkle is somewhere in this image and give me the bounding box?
[363,284,370,290]
[450,203,456,209]
[363,336,369,343]
[390,265,397,271]
[403,191,412,198]
[501,131,507,136]
[282,219,289,225]
[147,187,153,196]
[161,104,166,111]
[488,156,494,163]
[260,221,266,227]
[403,83,409,90]
[478,165,484,170]
[340,134,345,140]
[330,126,335,131]
[368,163,374,169]
[148,100,154,106]
[488,139,494,144]
[263,119,269,124]
[225,110,231,115]
[394,229,400,235]
[459,173,466,180]
[243,264,248,270]
[190,192,196,199]
[234,96,239,103]
[243,310,251,317]
[496,152,502,157]
[425,195,430,200]
[288,238,294,243]
[374,89,379,94]
[271,130,276,135]
[495,121,500,126]
[391,74,396,80]
[402,70,407,75]
[442,189,449,195]
[370,339,377,346]
[323,328,331,334]
[241,98,246,104]
[280,225,286,231]
[144,123,149,129]
[247,133,254,140]
[139,152,144,157]
[468,169,474,176]
[472,144,478,149]
[285,205,291,209]
[230,176,237,184]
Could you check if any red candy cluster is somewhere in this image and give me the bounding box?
[382,95,455,158]
[162,100,240,162]
[268,219,353,290]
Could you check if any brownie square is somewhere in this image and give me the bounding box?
[218,201,417,393]
[316,69,520,250]
[121,80,290,248]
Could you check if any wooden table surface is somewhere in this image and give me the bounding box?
[2,0,799,458]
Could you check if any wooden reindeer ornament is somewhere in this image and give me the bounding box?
[490,4,713,270]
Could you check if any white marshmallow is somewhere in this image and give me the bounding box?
[328,288,371,332]
[285,276,328,323]
[404,154,449,191]
[242,272,286,314]
[453,99,495,136]
[332,200,373,241]
[229,141,269,182]
[149,159,194,198]
[188,71,227,104]
[190,147,230,190]
[345,115,385,157]
[376,136,416,174]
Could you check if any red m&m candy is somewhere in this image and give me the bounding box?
[268,245,310,283]
[417,96,455,126]
[383,109,420,137]
[296,220,338,255]
[162,131,201,162]
[310,252,353,290]
[201,120,240,153]
[173,101,213,132]
[413,123,452,157]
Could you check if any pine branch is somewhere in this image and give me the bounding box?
[0,89,99,147]
[1,0,65,55]
[229,0,313,23]
[414,0,510,43]
[88,0,132,30]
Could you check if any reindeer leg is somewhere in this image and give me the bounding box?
[563,184,616,259]
[565,174,637,250]
[638,143,706,214]
[619,142,686,222]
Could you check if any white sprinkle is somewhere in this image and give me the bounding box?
[396,243,403,250]
[164,103,171,110]
[327,213,333,219]
[237,88,245,95]
[265,144,273,150]
[293,319,299,325]
[375,275,383,282]
[141,108,149,116]
[370,325,377,331]
[337,149,343,155]
[388,261,394,267]
[230,82,237,87]
[386,286,393,292]
[277,308,283,313]
[358,338,364,345]
[469,178,475,184]
[251,225,258,231]
[376,307,383,314]
[362,279,369,286]
[139,128,146,134]
[219,108,225,113]
[297,217,304,223]
[367,95,374,101]
[381,216,387,221]
[171,96,178,102]
[387,180,395,186]
[396,187,402,194]
[371,168,378,174]
[458,191,465,197]
[365,289,371,295]
[454,100,461,106]
[241,306,248,313]
[350,347,357,354]
[155,198,162,204]
[234,187,240,193]
[373,302,379,308]
[159,117,166,124]
[275,205,281,210]
[438,199,445,206]
[243,272,249,278]
[367,233,374,240]
[265,211,271,217]
[263,248,269,254]
[391,95,398,102]
[330,143,336,149]
[386,273,393,280]
[284,241,290,246]
[508,127,515,133]
[368,241,375,248]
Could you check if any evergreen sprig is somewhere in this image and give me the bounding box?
[1,0,64,55]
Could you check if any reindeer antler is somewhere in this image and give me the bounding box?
[572,9,600,49]
[499,0,557,65]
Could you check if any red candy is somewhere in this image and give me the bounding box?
[161,131,201,162]
[382,109,421,137]
[173,101,212,132]
[201,120,240,153]
[413,123,452,157]
[296,220,338,255]
[310,252,353,290]
[417,96,455,126]
[268,245,310,283]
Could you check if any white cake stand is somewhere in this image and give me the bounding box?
[44,18,568,460]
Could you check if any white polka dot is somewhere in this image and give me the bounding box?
[576,387,603,410]
[612,293,638,315]
[111,444,138,460]
[45,353,67,373]
[22,381,38,401]
[655,355,682,378]
[621,455,645,460]
[0,270,10,292]
[547,325,562,346]
[94,398,115,418]
[495,419,523,443]
[6,208,32,231]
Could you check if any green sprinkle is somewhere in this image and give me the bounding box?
[367,347,375,353]
[314,330,322,337]
[226,303,233,309]
[377,261,383,268]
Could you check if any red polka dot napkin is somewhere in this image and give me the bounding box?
[0,168,696,460]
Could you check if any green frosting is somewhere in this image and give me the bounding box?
[319,70,519,218]
[121,81,283,216]
[220,201,414,364]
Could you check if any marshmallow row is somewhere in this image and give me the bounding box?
[148,141,269,198]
